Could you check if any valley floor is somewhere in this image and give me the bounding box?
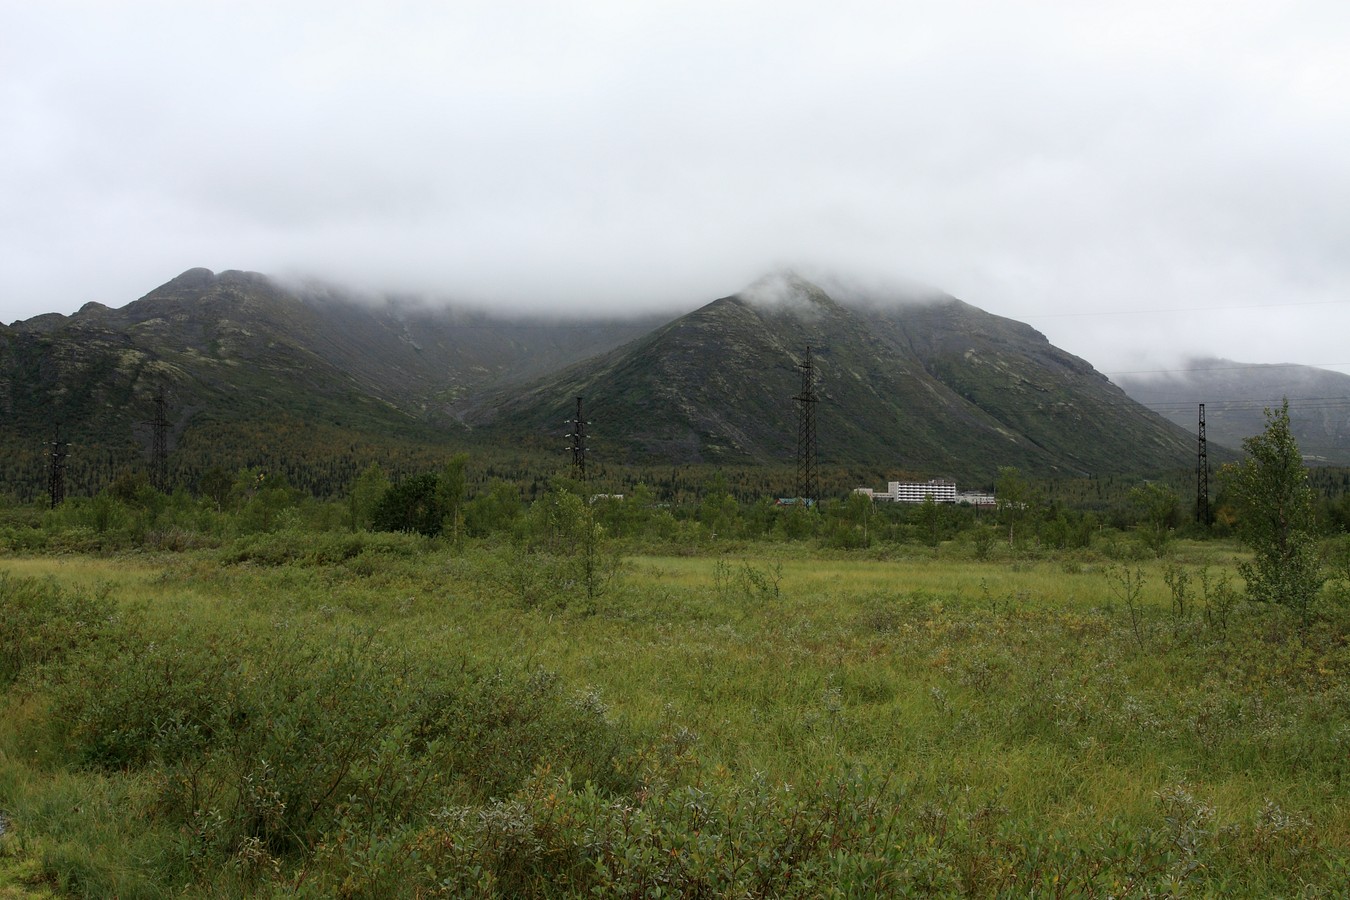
[3,540,1349,896]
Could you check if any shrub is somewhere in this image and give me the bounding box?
[47,624,634,872]
[218,529,429,567]
[372,474,446,536]
[0,575,119,685]
[54,627,242,770]
[1221,401,1324,624]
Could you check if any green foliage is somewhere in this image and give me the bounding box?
[1106,565,1149,650]
[463,480,524,538]
[1041,508,1095,550]
[698,472,739,540]
[10,453,1350,895]
[371,473,445,536]
[40,622,632,879]
[346,463,390,532]
[230,468,303,534]
[995,466,1030,546]
[971,523,997,560]
[1162,562,1193,635]
[363,457,475,540]
[846,491,875,545]
[6,546,1350,895]
[776,501,818,541]
[218,528,429,567]
[198,464,233,510]
[590,487,652,540]
[438,453,469,541]
[83,491,129,535]
[506,490,622,607]
[917,493,941,548]
[0,575,118,685]
[1221,401,1325,623]
[106,470,164,512]
[713,555,784,602]
[1130,481,1179,558]
[523,489,588,555]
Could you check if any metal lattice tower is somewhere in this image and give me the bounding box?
[151,384,170,492]
[567,396,589,481]
[46,434,70,509]
[793,346,819,504]
[1196,402,1210,527]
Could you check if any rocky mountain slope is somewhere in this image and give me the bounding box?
[3,267,660,432]
[0,268,659,493]
[1,267,1205,494]
[472,274,1197,481]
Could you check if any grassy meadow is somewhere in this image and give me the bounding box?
[3,529,1350,897]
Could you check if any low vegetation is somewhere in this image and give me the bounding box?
[2,414,1350,896]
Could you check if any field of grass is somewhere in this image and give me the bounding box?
[3,537,1350,896]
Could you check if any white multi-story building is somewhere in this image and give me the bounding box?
[855,479,960,503]
[890,479,957,503]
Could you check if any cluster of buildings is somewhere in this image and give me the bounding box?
[853,479,996,508]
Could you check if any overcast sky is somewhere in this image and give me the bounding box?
[3,1,1349,377]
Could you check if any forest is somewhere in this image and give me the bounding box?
[3,408,1350,897]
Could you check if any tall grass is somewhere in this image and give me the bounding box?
[2,540,1349,896]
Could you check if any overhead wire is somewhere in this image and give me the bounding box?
[987,295,1350,379]
[1102,362,1350,377]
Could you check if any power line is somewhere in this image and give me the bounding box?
[1103,362,1350,377]
[1196,404,1209,528]
[566,396,589,481]
[150,384,169,492]
[46,432,71,508]
[1129,397,1350,414]
[794,346,819,504]
[782,390,1350,419]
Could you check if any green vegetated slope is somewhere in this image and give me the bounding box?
[4,268,661,428]
[1118,357,1350,465]
[3,266,1198,496]
[0,269,659,496]
[477,274,1197,481]
[863,297,1216,478]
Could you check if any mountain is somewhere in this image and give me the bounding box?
[470,274,1197,482]
[4,267,663,426]
[1,267,1205,496]
[0,268,661,494]
[1117,359,1350,464]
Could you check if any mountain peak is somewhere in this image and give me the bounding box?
[150,268,275,298]
[734,271,840,318]
[163,267,218,290]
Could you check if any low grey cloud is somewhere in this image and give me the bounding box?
[3,1,1348,377]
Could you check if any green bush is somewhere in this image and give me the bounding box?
[0,523,48,552]
[307,765,1333,898]
[55,627,241,769]
[372,473,446,536]
[0,575,118,685]
[218,528,429,567]
[46,624,634,873]
[1222,401,1324,624]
